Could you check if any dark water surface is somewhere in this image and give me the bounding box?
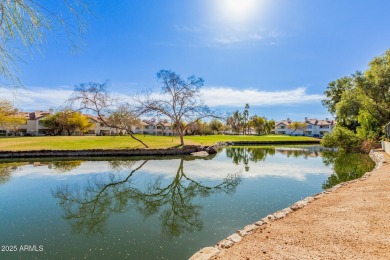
[0,145,374,259]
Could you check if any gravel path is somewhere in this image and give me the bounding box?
[207,151,390,260]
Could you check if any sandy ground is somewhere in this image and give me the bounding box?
[212,152,390,260]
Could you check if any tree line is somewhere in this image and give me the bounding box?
[321,49,390,152]
[225,104,275,135]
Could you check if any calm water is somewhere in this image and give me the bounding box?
[0,145,374,259]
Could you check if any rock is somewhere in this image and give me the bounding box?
[261,215,274,224]
[254,220,266,227]
[333,184,342,189]
[274,208,293,219]
[243,224,257,232]
[237,224,257,237]
[303,196,315,203]
[313,193,325,200]
[290,200,308,211]
[237,229,251,237]
[189,247,220,260]
[206,146,218,154]
[217,239,234,249]
[191,151,209,157]
[196,146,205,152]
[227,233,242,243]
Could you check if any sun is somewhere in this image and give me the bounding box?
[215,0,261,24]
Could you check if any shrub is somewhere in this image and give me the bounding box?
[360,139,381,153]
[321,127,363,152]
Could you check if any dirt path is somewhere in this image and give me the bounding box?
[192,151,390,260]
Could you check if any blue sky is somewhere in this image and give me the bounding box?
[2,0,390,121]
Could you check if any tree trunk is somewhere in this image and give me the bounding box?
[127,130,149,148]
[176,123,185,146]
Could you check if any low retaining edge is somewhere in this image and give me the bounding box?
[189,149,385,260]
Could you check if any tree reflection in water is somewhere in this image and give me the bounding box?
[52,158,241,237]
[225,146,375,190]
[321,151,375,189]
[0,162,27,184]
[50,160,83,173]
[226,146,324,171]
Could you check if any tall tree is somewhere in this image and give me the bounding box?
[209,119,223,134]
[322,49,390,140]
[322,77,354,115]
[264,119,275,135]
[242,103,250,135]
[69,82,148,147]
[354,50,390,126]
[334,89,362,131]
[0,1,88,84]
[135,70,217,146]
[249,115,265,135]
[226,110,243,134]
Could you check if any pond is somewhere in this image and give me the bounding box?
[0,145,375,259]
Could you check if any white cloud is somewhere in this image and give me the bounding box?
[200,87,324,107]
[172,22,281,47]
[0,87,73,110]
[209,30,280,46]
[11,154,331,182]
[0,85,324,111]
[0,86,131,111]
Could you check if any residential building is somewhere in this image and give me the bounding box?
[5,110,53,136]
[274,117,335,137]
[0,110,174,136]
[133,120,173,136]
[85,115,121,136]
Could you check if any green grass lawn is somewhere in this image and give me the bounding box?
[0,135,319,151]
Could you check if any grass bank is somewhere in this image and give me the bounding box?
[0,135,319,151]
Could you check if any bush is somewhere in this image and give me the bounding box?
[321,127,363,152]
[360,139,381,153]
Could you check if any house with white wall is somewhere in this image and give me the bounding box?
[1,110,175,136]
[133,120,173,136]
[275,117,335,137]
[85,115,122,136]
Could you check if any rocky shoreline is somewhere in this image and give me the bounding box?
[0,140,317,159]
[0,143,229,159]
[189,149,386,260]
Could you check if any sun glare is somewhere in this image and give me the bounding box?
[215,0,262,24]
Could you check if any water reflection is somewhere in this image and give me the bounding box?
[321,151,375,189]
[51,160,83,173]
[225,146,375,189]
[0,160,84,183]
[226,146,329,171]
[0,162,27,184]
[52,158,241,237]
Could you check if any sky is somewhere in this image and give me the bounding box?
[2,0,390,121]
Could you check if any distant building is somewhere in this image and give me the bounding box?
[3,110,53,136]
[0,110,174,136]
[274,117,335,137]
[133,120,173,136]
[85,115,122,136]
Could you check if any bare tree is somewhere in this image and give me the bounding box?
[135,70,217,146]
[69,81,148,148]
